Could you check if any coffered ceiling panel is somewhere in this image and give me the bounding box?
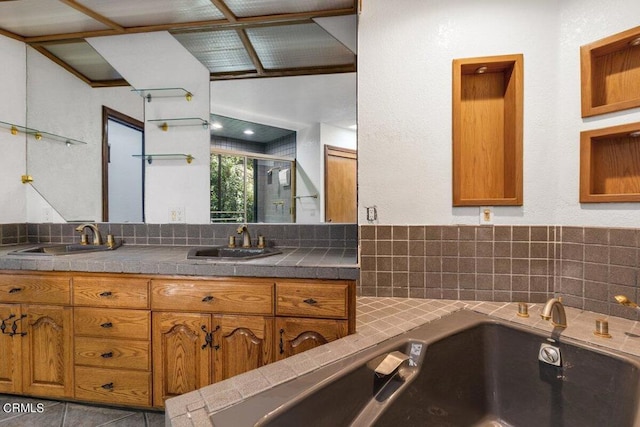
[247,23,354,69]
[0,0,109,37]
[42,41,123,82]
[75,0,226,28]
[172,30,255,73]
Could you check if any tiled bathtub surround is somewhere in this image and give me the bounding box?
[0,223,27,245]
[360,225,640,320]
[24,223,357,249]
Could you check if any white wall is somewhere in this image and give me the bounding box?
[89,32,211,224]
[26,47,143,222]
[0,35,26,223]
[358,0,640,227]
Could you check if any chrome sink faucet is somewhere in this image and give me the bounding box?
[75,223,103,246]
[540,297,567,328]
[237,224,252,248]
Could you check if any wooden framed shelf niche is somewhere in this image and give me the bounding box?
[580,122,640,203]
[581,25,640,117]
[452,54,523,206]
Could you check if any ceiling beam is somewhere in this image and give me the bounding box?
[209,0,238,23]
[210,63,356,81]
[0,28,24,42]
[236,29,265,75]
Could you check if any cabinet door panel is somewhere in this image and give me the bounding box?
[212,315,274,382]
[152,312,211,407]
[276,317,348,361]
[23,305,73,397]
[0,304,22,393]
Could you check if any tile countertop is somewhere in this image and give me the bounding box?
[166,297,640,427]
[0,245,358,280]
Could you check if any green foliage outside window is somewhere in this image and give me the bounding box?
[210,154,254,222]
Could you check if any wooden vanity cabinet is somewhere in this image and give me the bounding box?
[0,274,73,398]
[0,271,356,409]
[72,276,152,407]
[275,280,354,360]
[151,278,275,407]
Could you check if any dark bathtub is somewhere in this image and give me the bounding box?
[210,310,640,427]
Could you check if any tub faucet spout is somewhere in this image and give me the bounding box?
[540,297,567,328]
[237,224,252,248]
[374,351,409,378]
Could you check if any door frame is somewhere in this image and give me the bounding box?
[101,106,145,222]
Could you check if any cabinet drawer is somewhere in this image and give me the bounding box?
[0,275,70,304]
[75,366,151,407]
[74,308,150,340]
[75,337,150,371]
[276,281,348,318]
[73,277,149,309]
[151,279,273,315]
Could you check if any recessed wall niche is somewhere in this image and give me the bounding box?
[581,25,640,118]
[452,54,523,206]
[580,122,640,203]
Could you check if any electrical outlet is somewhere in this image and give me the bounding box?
[366,206,377,222]
[480,207,493,224]
[168,207,185,223]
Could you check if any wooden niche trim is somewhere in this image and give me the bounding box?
[581,25,640,118]
[580,122,640,203]
[452,54,524,206]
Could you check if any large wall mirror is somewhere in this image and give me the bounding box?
[17,1,357,225]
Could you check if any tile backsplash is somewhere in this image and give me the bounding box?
[360,225,640,320]
[24,223,357,249]
[0,223,27,245]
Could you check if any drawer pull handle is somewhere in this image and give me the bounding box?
[303,298,318,305]
[8,287,22,294]
[101,352,114,359]
[101,382,114,391]
[100,322,113,329]
[202,295,215,302]
[99,291,112,297]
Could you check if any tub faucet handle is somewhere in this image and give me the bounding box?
[374,351,409,378]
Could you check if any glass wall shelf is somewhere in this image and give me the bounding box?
[148,118,209,131]
[0,120,86,145]
[131,87,193,102]
[132,153,194,164]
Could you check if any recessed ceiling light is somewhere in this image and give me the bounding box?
[244,129,254,135]
[210,122,222,130]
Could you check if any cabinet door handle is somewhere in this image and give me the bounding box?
[303,298,318,305]
[8,287,22,294]
[279,328,285,354]
[10,314,27,337]
[100,352,114,359]
[101,382,114,391]
[202,295,215,302]
[200,325,220,350]
[100,322,113,329]
[99,291,112,297]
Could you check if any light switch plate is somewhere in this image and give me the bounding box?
[168,206,185,223]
